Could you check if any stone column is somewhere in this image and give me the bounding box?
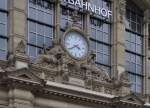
[8,89,34,108]
[54,0,61,44]
[143,9,150,101]
[111,0,126,79]
[84,0,90,37]
[9,0,27,54]
[9,0,28,69]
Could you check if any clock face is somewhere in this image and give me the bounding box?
[64,31,88,60]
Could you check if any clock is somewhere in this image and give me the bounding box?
[63,31,88,60]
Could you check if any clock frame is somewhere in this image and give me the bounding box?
[62,28,89,61]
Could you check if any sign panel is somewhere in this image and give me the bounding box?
[63,0,112,18]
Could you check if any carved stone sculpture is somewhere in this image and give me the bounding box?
[15,40,26,54]
[35,45,64,68]
[81,51,111,90]
[0,67,5,73]
[5,52,16,72]
[119,71,129,83]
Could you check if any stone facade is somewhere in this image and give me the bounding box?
[0,0,150,108]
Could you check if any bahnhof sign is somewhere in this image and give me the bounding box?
[63,0,112,18]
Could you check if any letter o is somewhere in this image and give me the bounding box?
[101,8,108,17]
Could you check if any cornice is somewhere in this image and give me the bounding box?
[0,71,149,107]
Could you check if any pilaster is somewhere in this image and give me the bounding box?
[85,0,90,37]
[8,89,34,108]
[9,0,27,54]
[143,9,150,100]
[112,0,126,79]
[8,0,29,69]
[54,0,61,44]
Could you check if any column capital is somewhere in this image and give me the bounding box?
[144,9,150,24]
[117,0,126,23]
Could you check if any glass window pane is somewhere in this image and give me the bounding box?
[103,45,110,55]
[130,43,136,52]
[130,33,136,42]
[29,21,36,32]
[37,24,44,35]
[131,12,136,22]
[136,56,142,65]
[131,22,136,31]
[97,43,103,52]
[90,41,96,51]
[136,35,142,44]
[0,38,6,50]
[29,32,36,45]
[91,28,96,39]
[129,74,136,92]
[0,12,7,23]
[28,46,36,57]
[103,55,109,65]
[37,10,44,22]
[136,76,142,93]
[45,37,52,48]
[97,30,103,41]
[37,35,44,47]
[0,0,7,10]
[136,45,142,54]
[0,23,6,36]
[96,53,103,63]
[136,65,142,74]
[103,33,109,43]
[0,50,7,60]
[45,13,52,25]
[103,23,109,33]
[29,7,37,19]
[45,27,53,37]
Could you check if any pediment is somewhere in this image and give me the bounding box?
[119,93,145,105]
[7,68,43,85]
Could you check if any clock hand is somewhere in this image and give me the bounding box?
[68,45,77,49]
[68,46,75,49]
[75,44,81,50]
